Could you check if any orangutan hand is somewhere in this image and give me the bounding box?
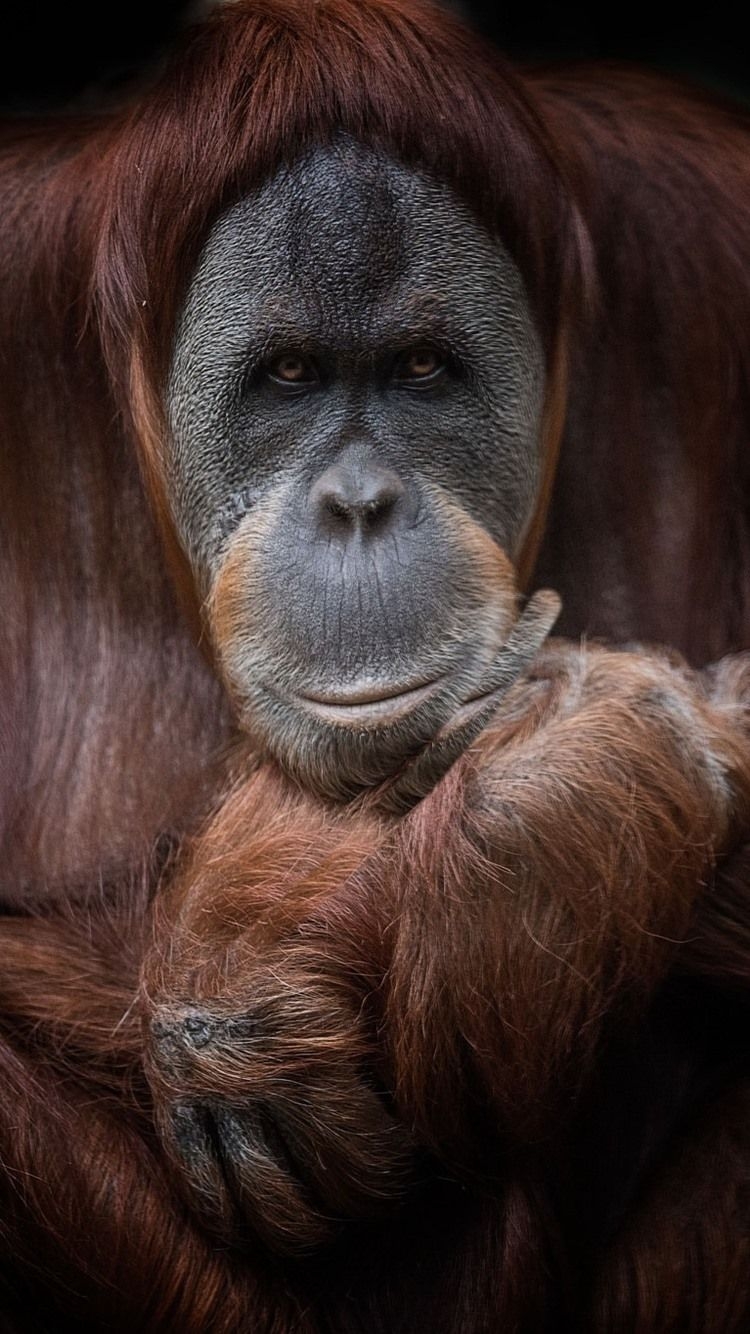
[143,643,750,1253]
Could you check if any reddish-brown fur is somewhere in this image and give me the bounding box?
[2,644,750,1328]
[2,0,750,1328]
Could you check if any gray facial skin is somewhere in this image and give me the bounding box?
[167,138,547,796]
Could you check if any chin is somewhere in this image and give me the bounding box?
[231,663,477,801]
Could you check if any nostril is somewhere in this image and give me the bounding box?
[324,493,355,524]
[361,489,399,529]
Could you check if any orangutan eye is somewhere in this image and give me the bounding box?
[266,353,319,386]
[393,346,446,385]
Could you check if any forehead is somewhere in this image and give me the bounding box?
[181,139,526,349]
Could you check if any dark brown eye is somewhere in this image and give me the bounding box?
[394,347,445,384]
[267,353,317,385]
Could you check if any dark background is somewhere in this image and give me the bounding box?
[457,1,750,103]
[0,2,748,112]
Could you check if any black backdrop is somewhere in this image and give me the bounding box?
[457,1,750,102]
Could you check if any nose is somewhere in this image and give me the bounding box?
[309,451,408,537]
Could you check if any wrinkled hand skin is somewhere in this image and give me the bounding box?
[143,772,407,1254]
[141,641,750,1255]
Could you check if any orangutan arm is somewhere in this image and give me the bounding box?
[142,643,750,1252]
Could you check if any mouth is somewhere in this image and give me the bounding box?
[295,675,446,726]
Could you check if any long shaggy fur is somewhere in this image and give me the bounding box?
[1,643,749,1328]
[2,0,750,1329]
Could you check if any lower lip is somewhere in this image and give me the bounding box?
[295,678,442,726]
